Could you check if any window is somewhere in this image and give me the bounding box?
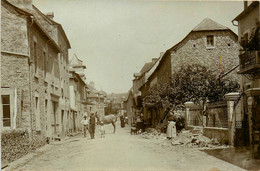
[2,95,11,127]
[35,97,41,131]
[206,35,214,48]
[34,42,38,74]
[60,54,63,64]
[61,88,64,98]
[44,51,47,78]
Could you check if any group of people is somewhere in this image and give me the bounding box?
[81,112,105,139]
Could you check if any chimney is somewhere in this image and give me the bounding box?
[90,81,95,88]
[7,0,33,10]
[244,1,248,10]
[160,52,165,58]
[152,58,157,64]
[46,12,54,20]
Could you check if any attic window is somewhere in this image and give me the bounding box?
[206,35,214,48]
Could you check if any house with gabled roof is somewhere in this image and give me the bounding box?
[30,4,72,138]
[1,0,72,162]
[70,53,87,79]
[140,18,240,127]
[86,82,106,118]
[132,58,160,117]
[123,87,134,124]
[69,68,87,133]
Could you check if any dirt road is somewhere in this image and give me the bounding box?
[14,122,244,171]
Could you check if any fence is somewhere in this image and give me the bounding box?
[206,101,228,128]
[186,101,228,128]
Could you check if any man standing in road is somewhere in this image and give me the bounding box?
[89,112,96,139]
[81,115,89,138]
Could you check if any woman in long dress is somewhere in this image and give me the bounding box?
[167,121,176,139]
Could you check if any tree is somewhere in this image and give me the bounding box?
[105,101,121,115]
[143,64,239,110]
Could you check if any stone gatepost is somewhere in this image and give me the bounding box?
[246,96,254,147]
[225,92,240,146]
[184,102,195,130]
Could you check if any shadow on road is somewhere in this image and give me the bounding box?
[202,147,260,170]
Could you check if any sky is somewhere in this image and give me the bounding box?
[33,0,244,94]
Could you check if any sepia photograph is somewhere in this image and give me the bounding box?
[1,0,260,170]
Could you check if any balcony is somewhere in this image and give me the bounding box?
[238,51,260,74]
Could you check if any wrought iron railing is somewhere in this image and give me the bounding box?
[189,119,203,126]
[239,51,260,70]
[235,120,249,128]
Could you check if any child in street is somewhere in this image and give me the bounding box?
[81,115,89,138]
[99,121,105,138]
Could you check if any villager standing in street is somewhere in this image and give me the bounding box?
[81,115,89,138]
[99,121,105,138]
[89,112,96,139]
[166,111,177,139]
[120,115,125,128]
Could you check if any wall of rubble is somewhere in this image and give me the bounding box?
[1,129,30,162]
[1,129,46,163]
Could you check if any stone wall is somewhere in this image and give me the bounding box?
[203,127,229,144]
[1,53,31,130]
[1,1,32,131]
[1,3,28,54]
[149,51,172,85]
[171,30,240,82]
[56,26,70,136]
[1,129,30,162]
[29,23,60,139]
[1,129,46,163]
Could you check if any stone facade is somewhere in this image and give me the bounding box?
[140,19,240,127]
[123,89,134,125]
[29,21,61,139]
[149,51,172,86]
[31,4,71,137]
[1,0,71,162]
[171,30,239,81]
[86,82,106,118]
[69,71,87,133]
[69,54,89,133]
[1,53,30,130]
[233,1,260,158]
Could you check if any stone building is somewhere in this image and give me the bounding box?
[140,18,240,126]
[69,69,87,133]
[86,82,106,118]
[232,1,260,158]
[69,54,87,133]
[132,58,159,120]
[31,4,71,138]
[123,87,134,124]
[1,0,71,162]
[1,0,63,139]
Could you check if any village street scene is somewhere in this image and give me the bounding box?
[1,0,260,171]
